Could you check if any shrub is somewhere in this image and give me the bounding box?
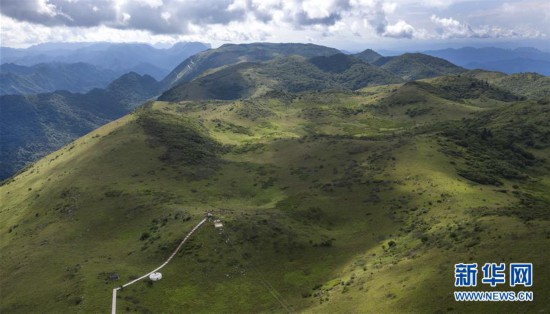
[139,232,151,241]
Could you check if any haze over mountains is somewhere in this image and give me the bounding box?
[0,62,120,95]
[1,42,209,82]
[423,47,550,76]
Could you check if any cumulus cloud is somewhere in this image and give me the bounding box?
[0,0,248,34]
[353,0,415,38]
[0,0,416,38]
[430,14,545,39]
[0,0,546,48]
[430,15,474,38]
[384,20,415,38]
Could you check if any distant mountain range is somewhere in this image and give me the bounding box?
[0,42,209,80]
[423,47,550,75]
[161,45,465,102]
[0,72,160,180]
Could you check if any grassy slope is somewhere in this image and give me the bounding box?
[161,43,341,89]
[374,53,465,81]
[466,70,550,99]
[159,55,401,102]
[1,82,549,313]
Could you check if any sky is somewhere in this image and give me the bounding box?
[1,0,549,51]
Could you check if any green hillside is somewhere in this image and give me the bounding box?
[374,53,466,80]
[160,48,471,103]
[159,54,401,102]
[1,78,549,313]
[161,43,342,89]
[353,49,383,63]
[490,73,550,99]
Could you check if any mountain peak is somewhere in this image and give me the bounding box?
[353,49,382,63]
[161,42,342,89]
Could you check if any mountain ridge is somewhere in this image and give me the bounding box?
[1,42,209,80]
[0,72,160,180]
[423,47,550,75]
[159,54,403,102]
[161,42,342,89]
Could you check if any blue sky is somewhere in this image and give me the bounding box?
[1,0,549,51]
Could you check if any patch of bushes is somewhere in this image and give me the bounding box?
[138,110,225,167]
[140,232,151,241]
[406,106,433,117]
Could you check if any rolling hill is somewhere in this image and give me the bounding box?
[161,43,342,89]
[1,74,549,313]
[373,53,466,80]
[159,48,473,104]
[159,54,402,101]
[0,72,160,180]
[487,72,550,99]
[352,48,383,63]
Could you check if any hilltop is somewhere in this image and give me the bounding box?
[161,42,342,89]
[159,54,401,101]
[353,49,383,63]
[159,49,469,103]
[372,53,465,80]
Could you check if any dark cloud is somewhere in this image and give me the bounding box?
[0,0,116,27]
[0,0,358,32]
[0,0,248,34]
[365,0,388,35]
[294,12,342,26]
[0,0,415,38]
[284,0,352,28]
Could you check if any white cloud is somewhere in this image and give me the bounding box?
[421,0,454,8]
[430,14,546,39]
[133,0,164,9]
[0,0,547,48]
[161,12,171,21]
[35,0,59,16]
[384,20,415,38]
[431,15,473,38]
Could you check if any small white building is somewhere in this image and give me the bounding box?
[149,272,162,281]
[214,219,223,228]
